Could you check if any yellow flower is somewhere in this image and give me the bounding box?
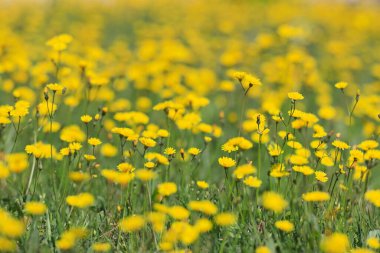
[275,220,294,232]
[164,147,176,155]
[56,227,88,250]
[332,140,350,150]
[233,164,256,179]
[256,246,271,253]
[147,212,166,232]
[188,200,218,215]
[262,191,288,213]
[231,71,247,81]
[320,233,349,253]
[60,125,85,143]
[69,142,82,153]
[88,137,102,146]
[144,161,156,169]
[0,209,25,238]
[242,74,262,89]
[196,181,209,189]
[24,201,47,215]
[367,237,380,249]
[0,163,10,179]
[358,140,378,151]
[139,137,156,148]
[168,206,190,220]
[69,171,91,182]
[0,237,17,251]
[66,192,95,208]
[157,182,177,196]
[243,176,262,188]
[188,147,201,156]
[46,83,65,92]
[46,34,72,51]
[218,156,236,168]
[117,162,134,172]
[0,116,11,125]
[92,242,111,252]
[81,115,92,123]
[204,136,212,143]
[119,215,145,232]
[315,171,328,183]
[335,81,348,90]
[364,189,380,207]
[222,143,239,153]
[268,143,283,157]
[293,165,314,176]
[136,169,157,181]
[84,154,96,161]
[194,218,213,233]
[6,153,28,173]
[157,129,169,138]
[302,191,330,202]
[214,212,237,226]
[101,143,118,157]
[180,223,199,245]
[288,92,304,101]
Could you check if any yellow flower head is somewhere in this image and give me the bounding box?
[302,191,330,202]
[335,81,348,90]
[46,83,65,93]
[288,92,304,101]
[196,181,209,189]
[119,215,145,233]
[214,212,237,226]
[320,233,349,253]
[24,201,47,215]
[66,192,95,208]
[275,220,294,232]
[81,115,92,123]
[218,156,236,168]
[262,191,288,213]
[88,137,102,146]
[157,182,177,196]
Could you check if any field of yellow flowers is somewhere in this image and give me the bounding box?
[0,0,380,252]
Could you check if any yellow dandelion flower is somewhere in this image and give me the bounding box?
[92,242,111,252]
[262,191,288,213]
[188,200,218,215]
[88,137,102,146]
[302,191,330,202]
[367,237,380,249]
[320,233,349,253]
[243,176,262,188]
[332,140,350,150]
[214,212,237,226]
[275,220,294,232]
[24,201,47,215]
[288,92,304,101]
[335,81,348,90]
[81,115,92,123]
[119,215,145,232]
[364,190,380,207]
[157,182,177,196]
[196,181,209,189]
[66,192,95,208]
[218,156,236,168]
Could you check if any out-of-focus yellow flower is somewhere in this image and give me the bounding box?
[24,201,47,215]
[320,233,349,253]
[262,191,288,213]
[66,193,95,208]
[119,215,145,232]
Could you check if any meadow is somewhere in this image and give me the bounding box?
[0,0,380,252]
